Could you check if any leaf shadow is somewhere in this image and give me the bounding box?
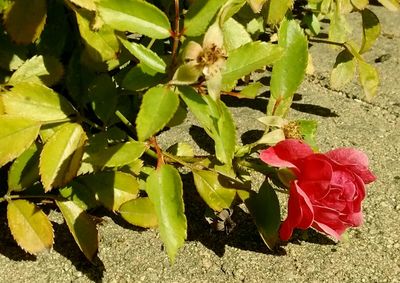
[287,228,337,246]
[189,125,215,155]
[52,221,105,282]
[182,174,286,257]
[291,102,339,117]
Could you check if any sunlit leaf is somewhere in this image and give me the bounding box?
[167,142,194,157]
[119,37,166,74]
[360,9,381,54]
[96,0,171,39]
[122,64,165,91]
[119,197,158,228]
[59,181,99,210]
[358,60,379,101]
[8,142,41,192]
[56,199,98,261]
[351,0,368,10]
[7,199,53,254]
[329,6,351,43]
[331,49,356,89]
[297,120,318,151]
[3,0,47,44]
[247,0,267,13]
[267,19,308,117]
[40,123,87,191]
[222,18,251,52]
[184,0,228,36]
[377,0,399,11]
[0,116,40,167]
[8,55,64,86]
[2,82,76,122]
[68,0,96,10]
[193,169,237,212]
[78,171,139,211]
[239,181,280,250]
[265,0,293,24]
[222,41,283,85]
[85,141,147,168]
[238,82,264,99]
[146,164,187,263]
[136,86,179,141]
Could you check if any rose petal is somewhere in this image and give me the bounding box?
[279,181,314,240]
[326,148,376,184]
[299,155,333,181]
[260,139,313,170]
[341,211,363,226]
[312,206,347,240]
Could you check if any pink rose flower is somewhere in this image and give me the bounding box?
[260,139,376,241]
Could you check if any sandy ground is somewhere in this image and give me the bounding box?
[0,5,399,283]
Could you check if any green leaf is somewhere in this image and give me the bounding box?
[351,0,368,10]
[40,123,87,191]
[73,7,120,63]
[96,0,171,39]
[119,197,158,228]
[146,164,187,263]
[171,62,202,85]
[377,0,400,11]
[2,82,76,122]
[167,142,194,157]
[3,0,47,44]
[119,37,166,74]
[122,65,165,91]
[78,171,139,211]
[297,120,318,151]
[359,9,381,54]
[184,0,228,37]
[68,0,96,10]
[136,86,179,141]
[59,181,99,210]
[329,6,351,43]
[85,141,147,168]
[7,199,54,254]
[0,116,40,167]
[8,55,64,86]
[265,0,293,24]
[358,60,379,101]
[330,49,356,89]
[247,0,268,13]
[56,200,98,261]
[239,181,280,250]
[222,18,251,52]
[238,82,264,99]
[222,41,283,85]
[193,170,237,212]
[267,19,308,117]
[303,13,321,36]
[88,74,118,124]
[8,142,40,192]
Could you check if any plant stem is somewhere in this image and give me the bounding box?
[115,110,133,129]
[150,137,164,169]
[0,194,62,203]
[309,37,345,47]
[170,0,181,75]
[41,117,74,126]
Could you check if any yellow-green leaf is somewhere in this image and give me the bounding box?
[8,142,40,192]
[247,0,267,13]
[8,55,64,86]
[78,171,139,211]
[136,86,179,141]
[359,9,381,54]
[146,164,187,263]
[265,0,293,24]
[0,116,40,167]
[40,123,87,191]
[193,170,237,212]
[3,0,47,44]
[96,0,171,39]
[2,82,76,122]
[351,0,368,10]
[7,199,54,254]
[56,200,98,260]
[331,49,356,89]
[358,60,379,101]
[222,18,252,52]
[377,0,400,11]
[119,197,158,228]
[68,0,96,11]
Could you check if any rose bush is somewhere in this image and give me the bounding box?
[260,139,376,241]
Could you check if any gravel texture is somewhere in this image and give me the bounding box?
[0,5,399,283]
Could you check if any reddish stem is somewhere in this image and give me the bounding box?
[150,137,164,169]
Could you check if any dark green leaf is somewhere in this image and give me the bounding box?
[146,164,187,263]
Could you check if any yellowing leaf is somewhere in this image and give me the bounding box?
[265,0,293,24]
[7,199,54,254]
[40,123,87,191]
[359,9,381,54]
[193,170,237,212]
[96,0,171,39]
[2,82,76,122]
[3,0,47,44]
[8,55,64,86]
[68,0,96,11]
[377,0,400,11]
[56,200,98,260]
[358,60,379,101]
[119,197,158,228]
[331,49,356,89]
[146,164,187,263]
[0,116,40,167]
[351,0,369,10]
